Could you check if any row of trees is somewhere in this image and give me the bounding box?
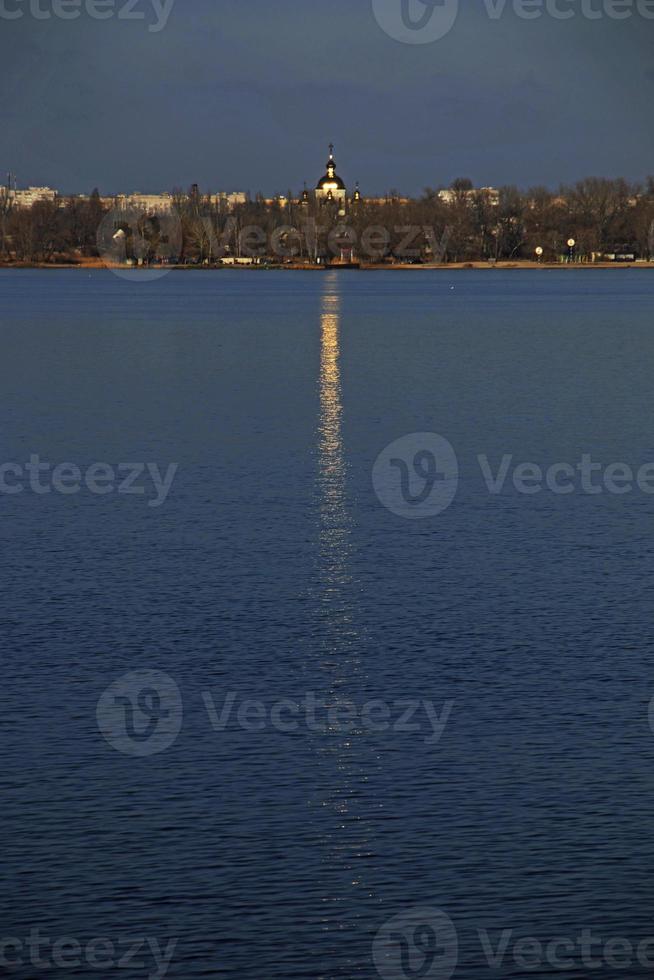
[2,178,654,265]
[430,176,654,263]
[0,189,105,263]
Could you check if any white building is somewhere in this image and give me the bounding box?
[210,192,247,209]
[438,187,500,207]
[114,191,247,213]
[11,186,58,208]
[116,193,174,214]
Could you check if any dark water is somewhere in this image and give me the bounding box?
[2,268,654,979]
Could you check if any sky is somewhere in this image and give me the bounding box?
[1,0,653,195]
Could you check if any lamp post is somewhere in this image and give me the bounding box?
[535,246,544,264]
[567,238,576,264]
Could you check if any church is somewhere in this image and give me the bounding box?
[310,145,361,208]
[315,144,347,205]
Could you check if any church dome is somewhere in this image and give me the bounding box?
[316,143,346,193]
[316,173,346,191]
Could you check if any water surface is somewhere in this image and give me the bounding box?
[2,269,654,978]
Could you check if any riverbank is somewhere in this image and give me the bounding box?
[1,260,653,271]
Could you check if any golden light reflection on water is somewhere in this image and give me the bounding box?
[314,272,360,687]
[317,274,354,612]
[311,276,376,909]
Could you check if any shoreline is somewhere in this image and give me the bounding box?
[1,261,653,272]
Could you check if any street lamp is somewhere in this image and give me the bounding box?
[567,238,576,264]
[535,246,544,264]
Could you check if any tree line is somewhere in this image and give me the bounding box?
[1,178,654,265]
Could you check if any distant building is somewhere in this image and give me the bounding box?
[116,193,173,214]
[366,195,411,207]
[74,191,249,213]
[209,192,247,209]
[11,186,58,208]
[111,191,247,213]
[297,144,364,211]
[263,195,289,209]
[438,187,500,207]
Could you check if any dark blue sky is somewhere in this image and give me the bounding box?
[2,0,653,195]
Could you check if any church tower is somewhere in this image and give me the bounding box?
[315,144,347,206]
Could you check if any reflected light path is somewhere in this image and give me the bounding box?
[308,275,377,945]
[317,274,352,615]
